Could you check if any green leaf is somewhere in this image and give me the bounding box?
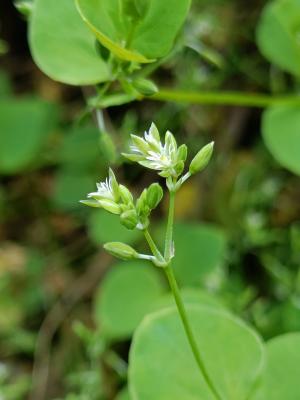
[115,387,131,400]
[0,97,58,174]
[29,0,110,85]
[252,333,300,400]
[76,0,191,61]
[88,209,141,245]
[256,0,300,77]
[129,306,265,400]
[60,125,102,170]
[262,106,300,175]
[93,262,164,339]
[52,169,95,210]
[154,288,225,311]
[170,223,227,286]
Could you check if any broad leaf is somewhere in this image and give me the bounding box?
[262,106,300,175]
[76,0,191,61]
[154,287,225,311]
[256,0,300,77]
[0,97,57,174]
[94,262,164,339]
[252,333,300,399]
[129,306,264,400]
[29,0,110,85]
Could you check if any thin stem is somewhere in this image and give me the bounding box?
[151,88,300,108]
[164,190,175,260]
[164,264,221,400]
[143,229,164,262]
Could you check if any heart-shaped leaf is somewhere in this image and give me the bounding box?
[29,0,110,85]
[129,306,265,400]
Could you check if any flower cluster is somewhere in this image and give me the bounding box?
[81,123,214,262]
[81,168,163,231]
[122,123,188,178]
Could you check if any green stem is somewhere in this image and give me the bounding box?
[163,189,221,399]
[164,264,221,400]
[151,88,300,108]
[164,190,175,260]
[143,229,164,262]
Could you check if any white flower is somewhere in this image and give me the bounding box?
[80,169,121,214]
[123,123,187,178]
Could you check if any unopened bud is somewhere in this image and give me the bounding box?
[189,142,214,175]
[120,209,138,230]
[132,78,158,96]
[104,242,139,260]
[146,183,163,210]
[119,184,134,205]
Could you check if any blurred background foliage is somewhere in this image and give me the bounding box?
[0,0,300,399]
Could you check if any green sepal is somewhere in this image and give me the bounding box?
[120,209,138,230]
[103,242,139,260]
[146,183,163,210]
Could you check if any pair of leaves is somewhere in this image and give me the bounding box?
[29,0,190,85]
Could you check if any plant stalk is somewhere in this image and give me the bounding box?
[163,189,221,400]
[151,88,300,108]
[164,264,221,400]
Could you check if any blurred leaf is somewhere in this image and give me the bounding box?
[76,0,191,60]
[252,333,300,399]
[60,125,102,170]
[129,306,265,400]
[154,287,225,311]
[88,209,141,245]
[29,0,110,85]
[0,97,57,174]
[93,262,164,339]
[116,387,131,400]
[0,69,12,98]
[170,222,226,286]
[262,106,300,175]
[256,0,300,77]
[53,169,95,210]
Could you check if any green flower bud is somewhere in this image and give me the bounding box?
[177,144,188,163]
[119,184,134,205]
[132,78,158,96]
[189,142,214,175]
[103,242,139,260]
[136,189,148,216]
[120,209,138,230]
[146,183,163,210]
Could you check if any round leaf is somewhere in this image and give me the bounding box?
[0,97,57,174]
[29,0,110,85]
[129,306,265,400]
[256,0,300,76]
[94,262,165,339]
[253,333,300,400]
[76,0,191,61]
[262,106,300,175]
